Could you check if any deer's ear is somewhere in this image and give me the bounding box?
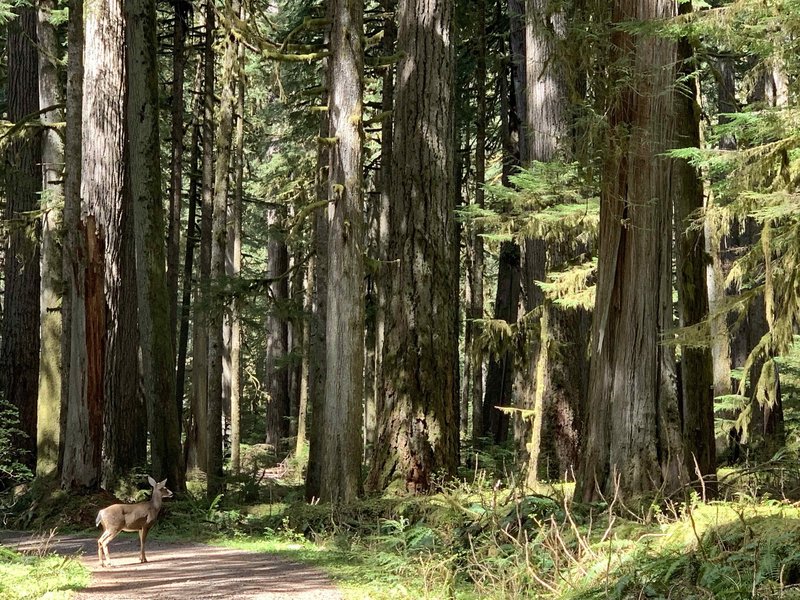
[148,476,157,487]
[158,479,168,488]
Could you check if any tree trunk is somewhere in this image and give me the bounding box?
[318,0,365,503]
[189,0,215,473]
[705,56,736,398]
[102,0,144,488]
[36,0,65,480]
[207,0,240,498]
[228,31,246,476]
[304,8,332,500]
[367,0,458,493]
[479,3,521,444]
[523,0,590,486]
[167,0,189,356]
[2,4,42,471]
[287,247,304,442]
[60,0,93,490]
[672,8,715,489]
[738,65,788,460]
[368,0,396,459]
[69,0,132,489]
[105,153,144,490]
[527,282,591,484]
[508,0,526,163]
[295,261,312,458]
[576,0,687,502]
[481,242,521,442]
[177,57,204,468]
[264,205,290,461]
[466,0,487,444]
[516,0,568,462]
[127,0,185,490]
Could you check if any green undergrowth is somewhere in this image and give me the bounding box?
[0,545,89,599]
[138,477,800,599]
[8,472,800,599]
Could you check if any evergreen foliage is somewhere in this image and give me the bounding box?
[0,393,32,490]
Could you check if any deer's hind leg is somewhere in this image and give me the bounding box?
[98,527,121,567]
[138,526,150,563]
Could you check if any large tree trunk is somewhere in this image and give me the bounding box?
[127,0,185,490]
[672,7,715,489]
[2,4,42,471]
[304,9,332,500]
[367,0,396,459]
[367,0,458,493]
[36,0,65,480]
[527,279,591,484]
[65,0,134,489]
[60,0,93,490]
[105,157,144,490]
[318,0,365,504]
[207,0,240,498]
[523,0,589,486]
[102,0,144,489]
[576,0,687,502]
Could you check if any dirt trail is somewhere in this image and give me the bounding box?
[0,532,343,600]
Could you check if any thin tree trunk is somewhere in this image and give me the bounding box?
[295,261,312,458]
[264,205,290,461]
[479,3,521,444]
[672,6,715,489]
[177,56,204,469]
[705,57,736,399]
[36,0,65,480]
[2,4,42,471]
[190,0,215,473]
[287,247,304,442]
[466,0,487,444]
[167,0,189,357]
[228,29,246,476]
[207,0,241,498]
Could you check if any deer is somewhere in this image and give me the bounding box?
[96,476,173,567]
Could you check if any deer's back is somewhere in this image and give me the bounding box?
[98,503,158,531]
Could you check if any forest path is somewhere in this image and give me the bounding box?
[0,531,343,600]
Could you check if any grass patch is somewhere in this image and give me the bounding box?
[0,546,89,600]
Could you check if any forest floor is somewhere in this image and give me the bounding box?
[0,531,343,600]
